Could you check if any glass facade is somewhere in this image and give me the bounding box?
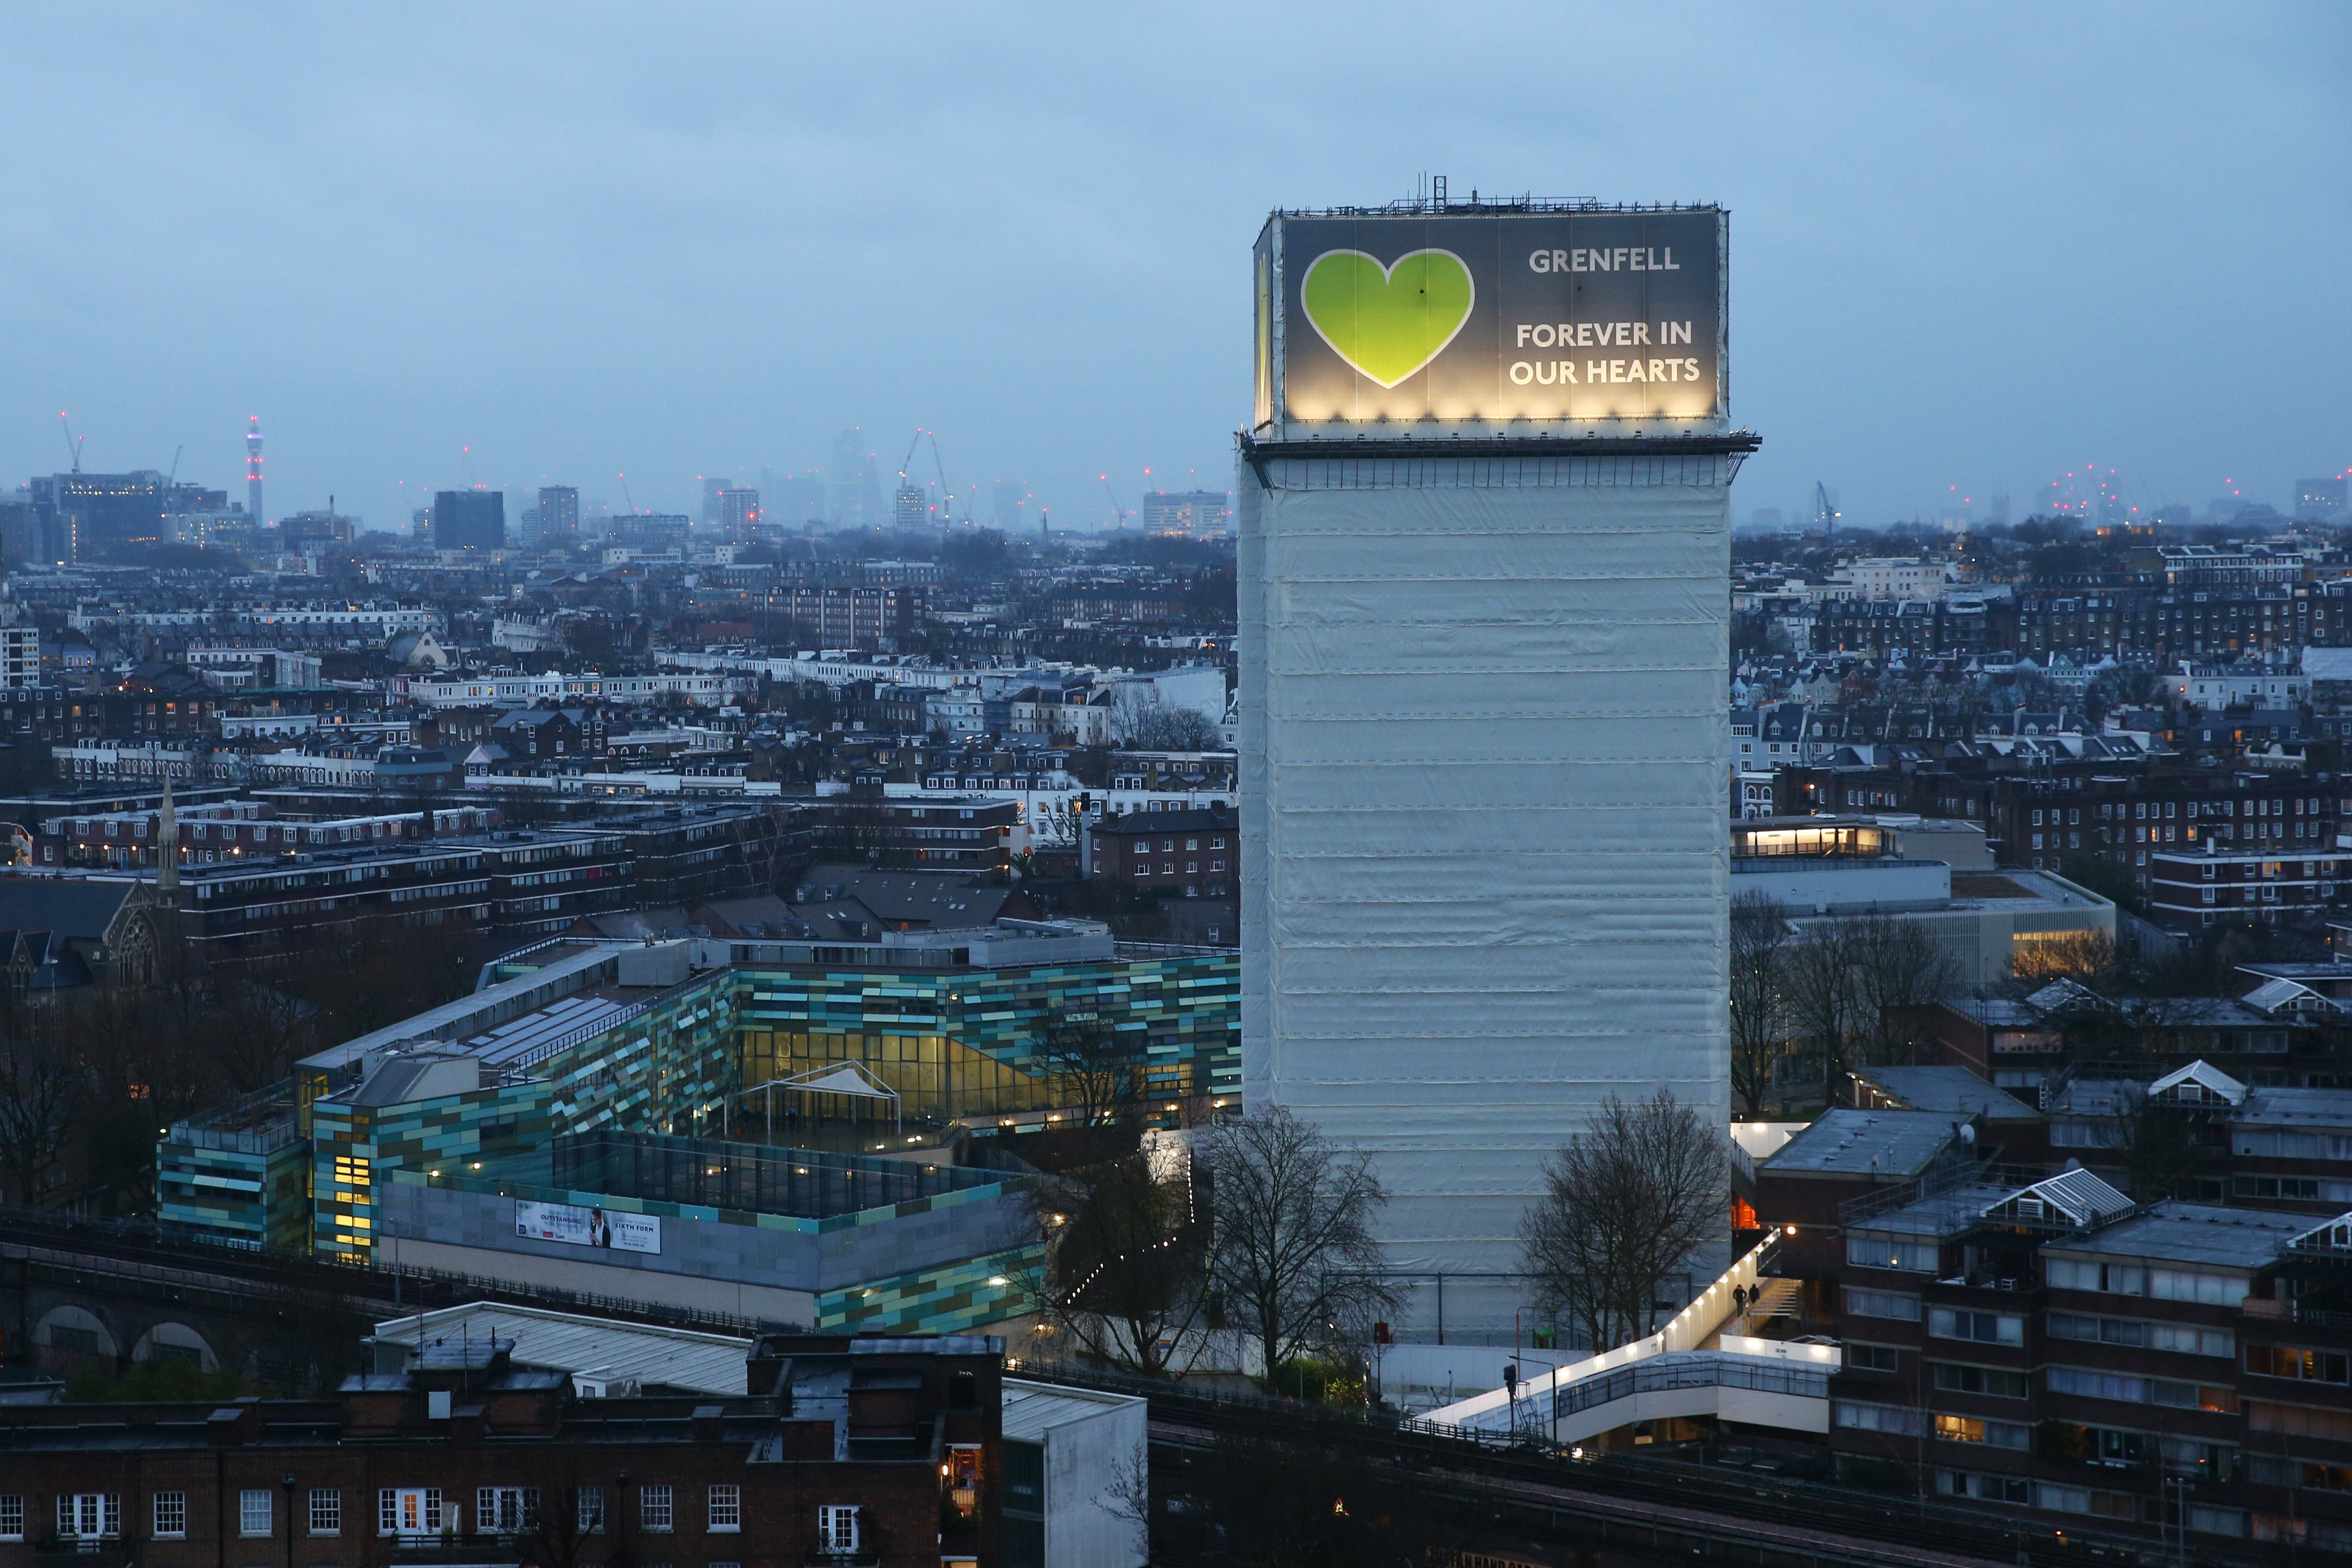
[160,949,1238,1262]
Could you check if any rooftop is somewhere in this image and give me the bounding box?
[2237,1085,2352,1130]
[371,1302,751,1396]
[1762,1109,1960,1179]
[1000,1378,1145,1443]
[299,940,631,1074]
[1943,996,2046,1029]
[2046,1079,2140,1119]
[2047,1201,2310,1270]
[415,1131,1014,1225]
[1848,1182,2016,1242]
[1857,1066,2041,1121]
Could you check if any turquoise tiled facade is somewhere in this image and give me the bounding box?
[159,948,1238,1283]
[387,1134,1046,1336]
[155,1129,311,1250]
[816,1244,1043,1335]
[732,951,1241,1119]
[307,976,739,1256]
[309,1078,559,1257]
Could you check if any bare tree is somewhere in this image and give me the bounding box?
[1848,910,1962,1068]
[1042,1154,1208,1376]
[1207,1105,1401,1378]
[1781,917,1860,1106]
[1095,1440,1153,1549]
[1113,687,1222,751]
[2012,927,2123,987]
[0,1024,83,1209]
[1729,892,1792,1117]
[514,1478,605,1568]
[1033,1008,1140,1128]
[1519,1089,1726,1351]
[2093,1085,2208,1201]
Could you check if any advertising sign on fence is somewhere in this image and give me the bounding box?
[514,1200,661,1254]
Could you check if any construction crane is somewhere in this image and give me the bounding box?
[1815,481,1840,539]
[926,431,958,525]
[1100,475,1130,529]
[57,412,83,474]
[889,430,934,524]
[617,472,639,514]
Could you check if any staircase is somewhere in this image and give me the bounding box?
[1742,1276,1803,1334]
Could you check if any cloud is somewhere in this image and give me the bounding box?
[0,2,2344,527]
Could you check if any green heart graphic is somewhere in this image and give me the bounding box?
[1300,248,1475,388]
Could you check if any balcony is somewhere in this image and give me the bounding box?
[33,1542,135,1568]
[381,1534,537,1566]
[167,1082,300,1154]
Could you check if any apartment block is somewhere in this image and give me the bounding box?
[0,1332,1001,1568]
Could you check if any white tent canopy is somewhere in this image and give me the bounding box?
[737,1059,901,1138]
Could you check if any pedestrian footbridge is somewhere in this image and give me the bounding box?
[1422,1237,1839,1444]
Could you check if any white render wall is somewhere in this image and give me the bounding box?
[1239,456,1732,1335]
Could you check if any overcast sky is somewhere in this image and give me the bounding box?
[2,3,2345,534]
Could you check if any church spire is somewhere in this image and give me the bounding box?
[156,768,178,894]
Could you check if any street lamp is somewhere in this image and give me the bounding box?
[1511,1352,1563,1449]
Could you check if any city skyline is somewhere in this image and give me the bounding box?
[1,7,2344,534]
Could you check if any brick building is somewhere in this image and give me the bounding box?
[1780,759,2348,898]
[2152,846,2352,929]
[1746,1112,2352,1552]
[0,1331,1001,1568]
[1080,806,1234,898]
[767,588,921,650]
[1811,580,2352,663]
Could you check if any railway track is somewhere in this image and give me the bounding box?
[1059,1377,2206,1568]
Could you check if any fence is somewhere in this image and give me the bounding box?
[0,1201,793,1341]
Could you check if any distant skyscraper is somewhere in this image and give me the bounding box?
[245,416,265,525]
[613,513,690,553]
[772,470,826,524]
[28,471,173,561]
[1141,489,1231,538]
[2296,477,2348,519]
[829,430,881,527]
[991,479,1026,531]
[432,490,505,550]
[717,487,760,536]
[893,484,928,529]
[702,476,731,524]
[538,485,580,544]
[281,510,354,546]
